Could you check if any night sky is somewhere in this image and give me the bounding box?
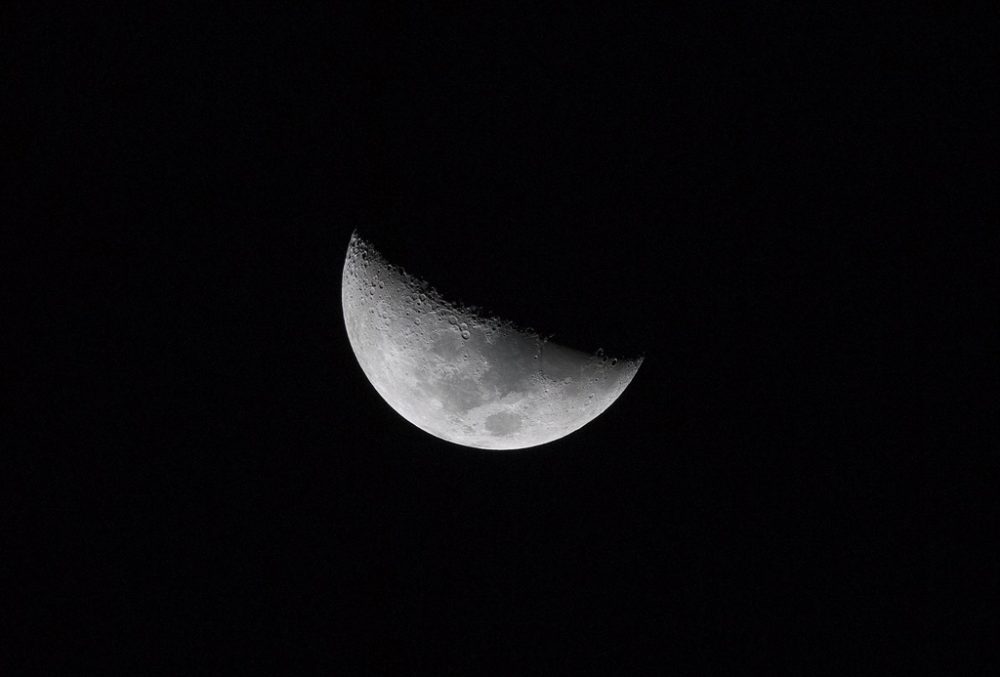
[9,4,997,673]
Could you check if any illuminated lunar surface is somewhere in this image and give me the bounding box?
[341,231,643,450]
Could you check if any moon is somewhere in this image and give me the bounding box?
[341,231,643,450]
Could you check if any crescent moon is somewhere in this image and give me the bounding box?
[341,231,643,450]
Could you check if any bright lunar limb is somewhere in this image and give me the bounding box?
[341,231,643,450]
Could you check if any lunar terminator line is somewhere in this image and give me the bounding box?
[341,231,643,450]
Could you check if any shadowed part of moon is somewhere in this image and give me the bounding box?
[341,231,643,450]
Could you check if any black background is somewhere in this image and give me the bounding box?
[8,3,998,673]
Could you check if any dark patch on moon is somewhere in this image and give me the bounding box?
[417,375,484,413]
[484,411,523,436]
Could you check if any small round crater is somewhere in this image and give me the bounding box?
[461,330,471,340]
